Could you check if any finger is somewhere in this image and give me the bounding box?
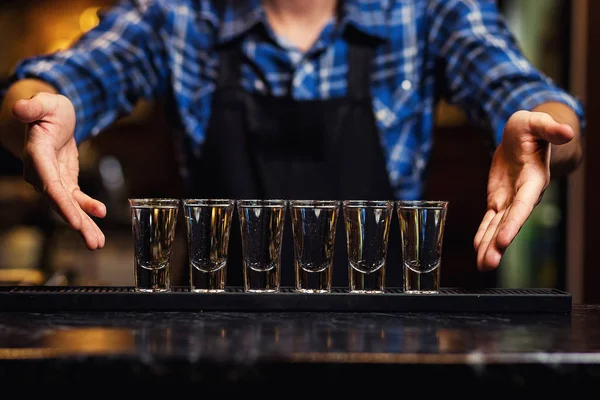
[496,180,544,251]
[27,144,84,232]
[481,239,503,273]
[528,112,574,145]
[44,179,83,232]
[80,202,106,249]
[12,93,57,123]
[47,196,100,250]
[476,211,504,271]
[96,220,106,248]
[474,209,496,251]
[77,213,97,250]
[45,182,101,250]
[80,211,105,249]
[72,189,107,218]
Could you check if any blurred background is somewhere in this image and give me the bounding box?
[0,0,594,302]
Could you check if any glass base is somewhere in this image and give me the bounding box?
[135,287,170,293]
[296,288,330,294]
[350,289,385,294]
[403,265,440,294]
[191,288,225,293]
[190,266,226,294]
[295,265,332,294]
[244,265,280,293]
[404,289,439,294]
[245,288,279,293]
[349,264,385,293]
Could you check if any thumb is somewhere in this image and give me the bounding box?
[528,111,575,146]
[12,92,57,124]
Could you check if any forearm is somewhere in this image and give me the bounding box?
[0,79,58,158]
[532,102,583,176]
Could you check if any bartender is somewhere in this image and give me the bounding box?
[0,0,584,287]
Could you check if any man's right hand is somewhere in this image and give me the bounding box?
[10,92,106,249]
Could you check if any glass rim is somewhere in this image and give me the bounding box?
[183,199,235,206]
[342,200,394,208]
[396,200,448,209]
[237,199,288,207]
[128,198,180,208]
[289,200,341,208]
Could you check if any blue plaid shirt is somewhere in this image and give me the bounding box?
[5,0,585,199]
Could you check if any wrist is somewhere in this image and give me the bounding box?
[531,102,583,176]
[532,101,580,131]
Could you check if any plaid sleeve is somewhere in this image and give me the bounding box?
[429,0,585,145]
[5,0,169,143]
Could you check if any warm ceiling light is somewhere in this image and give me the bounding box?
[79,7,100,33]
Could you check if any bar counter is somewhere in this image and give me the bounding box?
[0,303,599,391]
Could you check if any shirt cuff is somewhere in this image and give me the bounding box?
[492,84,586,144]
[7,56,103,144]
[521,88,586,124]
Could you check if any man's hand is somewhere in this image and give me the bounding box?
[11,92,106,250]
[474,106,581,271]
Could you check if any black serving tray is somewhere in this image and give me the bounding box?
[0,286,571,313]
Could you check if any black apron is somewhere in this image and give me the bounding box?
[186,31,403,289]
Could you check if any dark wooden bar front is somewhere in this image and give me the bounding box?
[0,304,598,392]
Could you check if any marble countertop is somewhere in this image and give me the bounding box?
[0,305,599,390]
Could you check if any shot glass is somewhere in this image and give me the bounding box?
[343,200,394,293]
[129,198,180,292]
[290,200,340,293]
[397,200,448,294]
[183,199,235,293]
[238,199,287,292]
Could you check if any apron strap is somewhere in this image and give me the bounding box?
[217,42,274,96]
[346,38,376,101]
[216,44,243,90]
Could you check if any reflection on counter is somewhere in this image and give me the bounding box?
[42,328,136,354]
[0,310,576,362]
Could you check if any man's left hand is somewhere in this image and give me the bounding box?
[473,109,577,271]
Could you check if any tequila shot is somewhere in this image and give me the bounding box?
[290,200,340,293]
[343,200,394,293]
[129,198,180,292]
[397,201,448,294]
[238,200,287,292]
[183,199,235,293]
